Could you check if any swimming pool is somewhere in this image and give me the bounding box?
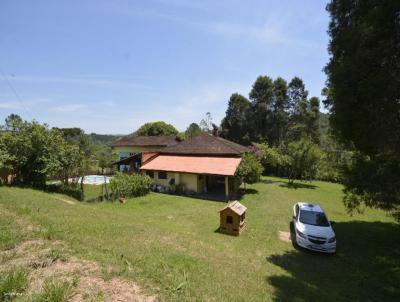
[74,175,112,185]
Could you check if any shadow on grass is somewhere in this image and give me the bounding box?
[239,188,258,195]
[236,188,259,201]
[279,182,318,190]
[260,179,282,185]
[266,221,400,301]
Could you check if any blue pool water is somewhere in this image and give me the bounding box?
[76,175,111,185]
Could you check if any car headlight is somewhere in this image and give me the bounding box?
[296,229,307,239]
[328,236,336,243]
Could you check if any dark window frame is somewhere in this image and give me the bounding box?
[146,171,154,178]
[158,171,167,179]
[226,215,233,224]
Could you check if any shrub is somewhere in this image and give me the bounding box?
[252,143,289,176]
[31,278,74,302]
[109,172,152,200]
[286,138,321,183]
[0,267,29,301]
[237,153,263,186]
[175,183,186,195]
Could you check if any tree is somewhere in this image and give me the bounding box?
[199,112,213,133]
[135,121,178,136]
[325,0,400,217]
[272,77,289,145]
[0,115,92,188]
[307,97,320,144]
[0,115,74,186]
[237,153,263,187]
[317,133,352,183]
[98,147,117,174]
[54,127,84,141]
[254,143,288,176]
[286,138,321,184]
[220,93,252,144]
[55,140,83,185]
[185,123,202,139]
[249,76,274,142]
[211,123,221,137]
[287,77,308,116]
[287,77,310,142]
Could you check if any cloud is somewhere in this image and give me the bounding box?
[50,104,86,113]
[202,19,323,48]
[110,3,322,48]
[0,98,51,110]
[4,75,151,89]
[208,21,284,43]
[163,81,251,129]
[0,101,22,109]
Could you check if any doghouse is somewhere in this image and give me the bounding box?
[219,201,247,236]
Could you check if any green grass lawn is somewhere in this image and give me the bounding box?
[82,184,103,201]
[0,177,399,301]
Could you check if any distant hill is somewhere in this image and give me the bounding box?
[88,133,123,146]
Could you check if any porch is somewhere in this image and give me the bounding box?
[113,153,141,173]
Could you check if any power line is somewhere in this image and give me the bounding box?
[0,68,31,119]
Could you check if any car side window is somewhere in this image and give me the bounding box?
[295,205,299,219]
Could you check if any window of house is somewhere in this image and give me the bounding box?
[241,212,245,221]
[158,171,167,179]
[226,216,233,224]
[119,152,130,160]
[146,171,154,178]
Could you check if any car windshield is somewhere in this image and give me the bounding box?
[299,210,330,227]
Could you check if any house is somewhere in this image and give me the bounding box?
[219,201,247,235]
[111,135,179,172]
[140,134,249,200]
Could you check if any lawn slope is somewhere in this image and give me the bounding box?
[0,177,399,301]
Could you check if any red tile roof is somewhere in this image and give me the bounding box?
[112,135,179,147]
[160,134,249,156]
[140,155,242,176]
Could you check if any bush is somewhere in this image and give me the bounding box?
[45,183,84,201]
[286,138,321,183]
[175,183,186,195]
[109,172,152,200]
[237,153,263,185]
[31,278,74,302]
[252,143,289,176]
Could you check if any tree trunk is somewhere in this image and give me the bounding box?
[80,174,84,194]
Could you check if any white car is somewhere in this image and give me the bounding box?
[292,202,336,253]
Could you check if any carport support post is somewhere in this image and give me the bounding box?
[174,173,180,186]
[225,176,229,201]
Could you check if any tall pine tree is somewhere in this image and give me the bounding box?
[220,93,252,144]
[249,76,274,143]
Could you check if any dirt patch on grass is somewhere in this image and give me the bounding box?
[1,239,156,301]
[71,276,154,302]
[278,231,292,243]
[54,196,76,205]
